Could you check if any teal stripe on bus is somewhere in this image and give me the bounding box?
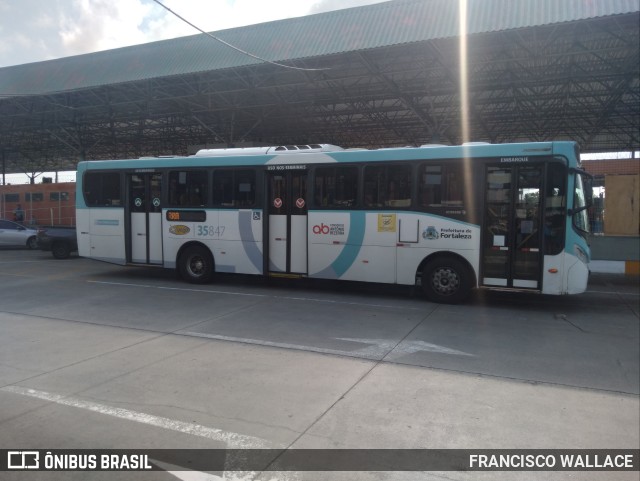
[330,211,366,278]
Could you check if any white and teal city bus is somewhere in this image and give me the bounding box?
[76,141,592,303]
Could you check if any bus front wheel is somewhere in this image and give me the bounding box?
[422,257,472,304]
[178,245,214,284]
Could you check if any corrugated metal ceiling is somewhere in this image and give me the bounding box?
[1,0,638,96]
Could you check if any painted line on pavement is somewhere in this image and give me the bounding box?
[1,385,268,449]
[151,461,223,481]
[88,280,422,311]
[2,386,300,480]
[177,331,384,360]
[152,459,298,481]
[585,289,639,296]
[337,337,474,358]
[0,260,50,264]
[88,280,270,298]
[178,332,473,359]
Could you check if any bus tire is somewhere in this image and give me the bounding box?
[422,256,472,304]
[178,245,214,284]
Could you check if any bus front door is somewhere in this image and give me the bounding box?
[127,172,163,265]
[267,171,308,274]
[482,165,543,290]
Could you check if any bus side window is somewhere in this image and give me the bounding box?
[212,170,233,206]
[418,163,464,210]
[363,165,411,209]
[212,170,256,207]
[364,166,386,208]
[84,172,121,207]
[314,166,358,208]
[235,171,256,207]
[169,171,208,207]
[387,165,411,207]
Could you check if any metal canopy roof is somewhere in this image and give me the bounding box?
[0,0,638,175]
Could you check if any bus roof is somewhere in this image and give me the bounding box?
[77,141,578,171]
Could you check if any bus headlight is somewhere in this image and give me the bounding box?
[574,244,589,264]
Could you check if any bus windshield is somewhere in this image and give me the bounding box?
[573,172,592,235]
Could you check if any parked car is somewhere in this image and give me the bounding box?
[36,225,78,259]
[0,219,38,249]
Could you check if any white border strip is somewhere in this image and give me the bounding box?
[589,260,626,274]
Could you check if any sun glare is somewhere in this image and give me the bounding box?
[459,0,469,145]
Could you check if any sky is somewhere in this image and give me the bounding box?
[0,0,388,68]
[0,0,387,183]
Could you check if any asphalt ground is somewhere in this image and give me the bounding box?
[0,247,638,480]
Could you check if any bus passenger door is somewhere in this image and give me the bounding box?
[267,171,308,274]
[128,172,163,265]
[482,165,543,289]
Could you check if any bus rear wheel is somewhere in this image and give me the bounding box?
[422,257,472,304]
[178,245,214,284]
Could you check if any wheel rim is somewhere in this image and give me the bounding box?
[187,255,207,278]
[431,267,460,296]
